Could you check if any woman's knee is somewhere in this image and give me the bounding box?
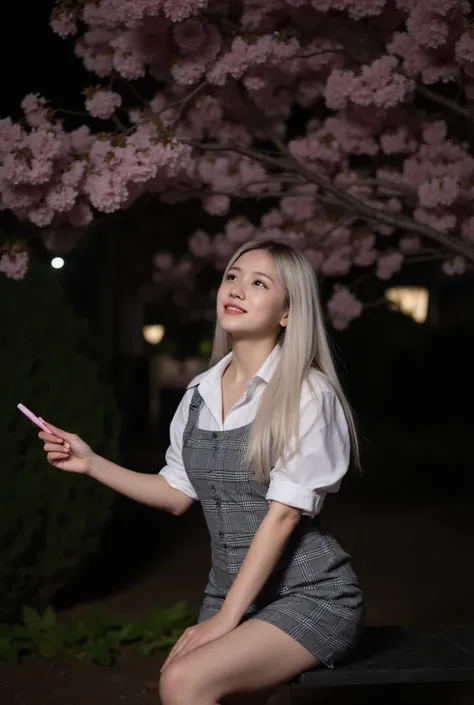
[159,658,206,705]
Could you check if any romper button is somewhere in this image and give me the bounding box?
[211,485,216,493]
[223,543,228,549]
[218,530,224,537]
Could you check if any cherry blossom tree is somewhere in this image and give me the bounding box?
[1,0,474,328]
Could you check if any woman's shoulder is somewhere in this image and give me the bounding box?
[302,368,337,400]
[300,370,348,431]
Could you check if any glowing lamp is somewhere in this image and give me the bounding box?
[143,324,165,345]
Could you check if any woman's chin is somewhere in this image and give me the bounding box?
[218,316,251,335]
[219,320,246,334]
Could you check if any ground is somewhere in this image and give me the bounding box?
[1,451,473,705]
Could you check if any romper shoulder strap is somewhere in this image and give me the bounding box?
[183,386,202,442]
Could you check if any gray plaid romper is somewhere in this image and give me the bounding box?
[182,385,364,668]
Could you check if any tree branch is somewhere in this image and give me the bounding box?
[318,214,357,240]
[404,253,446,263]
[295,47,343,59]
[55,108,92,119]
[161,186,341,206]
[122,79,149,107]
[171,81,208,129]
[416,83,474,123]
[186,139,290,172]
[234,88,474,263]
[190,134,474,261]
[121,79,208,126]
[111,114,128,132]
[352,177,415,196]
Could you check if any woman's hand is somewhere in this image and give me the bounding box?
[161,613,238,670]
[38,422,95,475]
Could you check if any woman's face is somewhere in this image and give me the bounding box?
[216,249,288,340]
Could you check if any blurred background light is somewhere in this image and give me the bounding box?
[143,324,165,345]
[385,286,429,323]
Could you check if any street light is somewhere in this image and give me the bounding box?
[143,324,165,345]
[385,286,429,323]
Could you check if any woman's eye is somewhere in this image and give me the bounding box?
[226,273,237,281]
[254,280,266,288]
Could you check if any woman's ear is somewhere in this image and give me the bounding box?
[280,312,289,328]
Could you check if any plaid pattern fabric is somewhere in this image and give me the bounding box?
[182,387,365,668]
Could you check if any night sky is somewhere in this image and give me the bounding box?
[1,1,89,116]
[0,3,108,318]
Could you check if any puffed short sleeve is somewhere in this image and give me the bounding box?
[158,388,199,501]
[265,387,350,517]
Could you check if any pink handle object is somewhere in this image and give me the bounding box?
[17,403,52,433]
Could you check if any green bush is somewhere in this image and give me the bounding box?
[0,602,198,665]
[0,254,121,621]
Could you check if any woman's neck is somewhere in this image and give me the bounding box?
[225,337,278,387]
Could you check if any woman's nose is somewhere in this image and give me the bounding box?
[230,282,245,298]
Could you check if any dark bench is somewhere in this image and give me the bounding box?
[293,624,474,688]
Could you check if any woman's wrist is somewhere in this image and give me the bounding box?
[87,452,102,479]
[218,605,241,629]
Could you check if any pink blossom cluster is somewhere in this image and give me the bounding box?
[0,248,29,280]
[442,254,466,275]
[0,0,472,326]
[150,200,409,328]
[327,285,363,331]
[0,109,193,227]
[325,57,415,111]
[388,0,470,84]
[85,89,123,119]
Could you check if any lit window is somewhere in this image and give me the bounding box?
[385,287,429,323]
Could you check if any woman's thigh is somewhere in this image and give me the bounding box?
[159,618,319,705]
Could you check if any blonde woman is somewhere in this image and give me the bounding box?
[39,240,364,705]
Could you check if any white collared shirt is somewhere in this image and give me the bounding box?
[158,345,350,517]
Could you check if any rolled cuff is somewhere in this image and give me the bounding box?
[265,478,324,518]
[158,467,199,501]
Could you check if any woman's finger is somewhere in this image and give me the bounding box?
[172,634,195,660]
[44,443,69,453]
[38,431,64,443]
[165,640,183,663]
[164,639,196,669]
[174,639,196,661]
[42,421,64,435]
[168,641,188,662]
[44,422,75,444]
[48,452,70,461]
[161,635,190,670]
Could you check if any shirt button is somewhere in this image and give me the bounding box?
[218,530,224,537]
[223,543,228,549]
[211,485,216,493]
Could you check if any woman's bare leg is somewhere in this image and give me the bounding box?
[158,618,320,705]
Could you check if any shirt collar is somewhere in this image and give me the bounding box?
[194,343,282,393]
[253,343,281,384]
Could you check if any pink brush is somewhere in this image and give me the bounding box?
[17,404,52,433]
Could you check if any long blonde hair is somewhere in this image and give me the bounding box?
[210,239,360,483]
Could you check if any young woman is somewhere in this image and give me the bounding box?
[39,240,364,705]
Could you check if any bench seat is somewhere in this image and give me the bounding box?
[294,624,474,688]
